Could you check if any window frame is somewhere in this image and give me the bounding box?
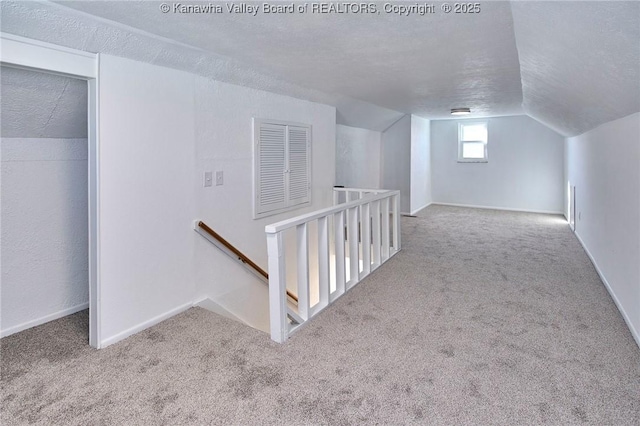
[457,121,488,163]
[253,118,312,219]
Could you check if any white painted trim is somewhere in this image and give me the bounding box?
[192,296,210,306]
[99,302,193,348]
[88,59,101,349]
[266,190,400,233]
[287,248,401,340]
[194,297,245,325]
[458,121,488,162]
[1,303,89,338]
[267,188,401,342]
[1,33,101,349]
[573,232,640,349]
[432,202,563,215]
[333,187,390,194]
[0,32,96,78]
[410,202,432,216]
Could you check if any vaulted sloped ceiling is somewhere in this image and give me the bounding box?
[0,0,406,131]
[511,0,640,136]
[1,1,638,136]
[50,0,524,119]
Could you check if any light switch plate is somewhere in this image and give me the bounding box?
[204,171,213,187]
[215,171,224,186]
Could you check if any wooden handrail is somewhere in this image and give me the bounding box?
[197,221,298,303]
[198,221,267,278]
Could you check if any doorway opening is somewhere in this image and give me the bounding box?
[1,66,90,343]
[0,32,101,348]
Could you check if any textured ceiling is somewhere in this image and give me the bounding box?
[52,0,524,121]
[1,66,87,138]
[511,0,640,136]
[0,0,404,131]
[1,1,638,136]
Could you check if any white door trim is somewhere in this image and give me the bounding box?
[0,32,97,78]
[0,32,102,348]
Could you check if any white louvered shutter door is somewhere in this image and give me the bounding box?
[287,125,310,206]
[257,123,287,214]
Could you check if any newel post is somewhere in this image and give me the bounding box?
[266,231,288,343]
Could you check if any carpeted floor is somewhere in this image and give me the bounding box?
[2,205,639,425]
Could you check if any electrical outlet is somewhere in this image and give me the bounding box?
[215,171,224,186]
[204,171,213,187]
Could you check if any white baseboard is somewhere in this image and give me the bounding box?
[99,301,193,348]
[410,202,432,216]
[1,302,89,338]
[193,296,244,324]
[573,232,640,349]
[432,202,564,215]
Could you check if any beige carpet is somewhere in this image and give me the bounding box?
[2,205,639,425]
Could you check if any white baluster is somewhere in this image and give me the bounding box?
[296,223,309,320]
[381,197,390,261]
[372,200,381,268]
[333,210,345,301]
[392,194,401,252]
[347,206,359,288]
[358,191,364,272]
[267,232,288,343]
[361,202,371,276]
[316,216,330,314]
[265,189,402,343]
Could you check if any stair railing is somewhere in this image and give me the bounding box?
[266,188,401,343]
[194,221,298,304]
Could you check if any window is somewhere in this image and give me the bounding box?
[253,119,311,218]
[458,122,488,162]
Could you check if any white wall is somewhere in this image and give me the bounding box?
[565,112,640,347]
[194,77,336,330]
[382,115,411,213]
[410,116,432,214]
[356,115,431,215]
[336,124,381,189]
[97,55,197,345]
[1,138,88,336]
[91,54,337,344]
[431,115,564,213]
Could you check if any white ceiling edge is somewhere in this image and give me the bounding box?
[336,97,404,132]
[521,111,569,139]
[0,0,403,131]
[521,107,574,138]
